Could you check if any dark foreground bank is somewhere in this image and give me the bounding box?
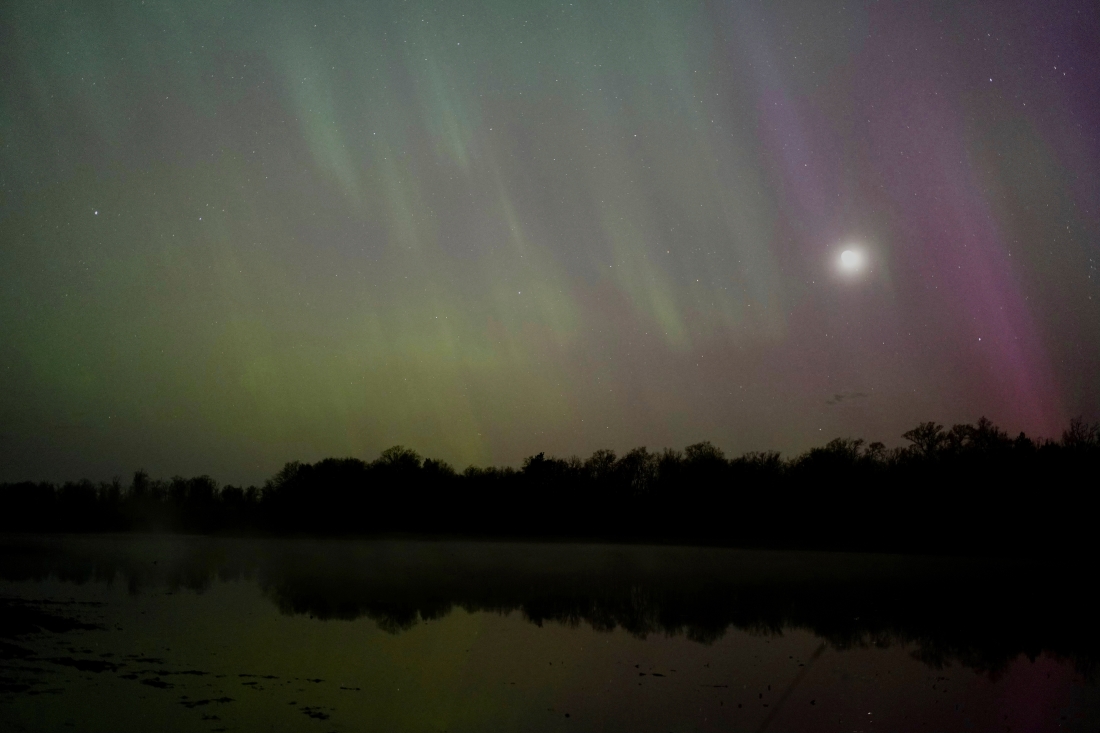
[2,418,1098,555]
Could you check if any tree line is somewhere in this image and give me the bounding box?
[1,417,1097,554]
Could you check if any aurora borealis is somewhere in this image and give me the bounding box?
[1,0,1098,483]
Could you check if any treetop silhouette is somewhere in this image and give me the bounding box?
[2,417,1097,554]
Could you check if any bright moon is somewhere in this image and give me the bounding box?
[839,249,864,272]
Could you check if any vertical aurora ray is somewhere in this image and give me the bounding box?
[0,0,1097,482]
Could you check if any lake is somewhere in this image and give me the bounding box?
[1,535,1097,731]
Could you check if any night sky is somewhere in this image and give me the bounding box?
[2,0,1098,484]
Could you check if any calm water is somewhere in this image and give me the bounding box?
[1,535,1096,732]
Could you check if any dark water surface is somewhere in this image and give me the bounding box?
[1,535,1096,732]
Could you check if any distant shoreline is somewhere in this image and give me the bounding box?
[3,417,1098,555]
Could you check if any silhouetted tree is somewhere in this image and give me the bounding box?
[1063,417,1100,447]
[903,421,946,457]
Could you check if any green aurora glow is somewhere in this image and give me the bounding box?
[1,0,1098,482]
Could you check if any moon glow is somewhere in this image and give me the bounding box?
[839,249,865,273]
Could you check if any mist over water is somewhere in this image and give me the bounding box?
[1,536,1097,731]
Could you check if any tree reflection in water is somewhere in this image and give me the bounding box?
[1,535,1095,678]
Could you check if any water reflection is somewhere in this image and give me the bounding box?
[2,535,1096,676]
